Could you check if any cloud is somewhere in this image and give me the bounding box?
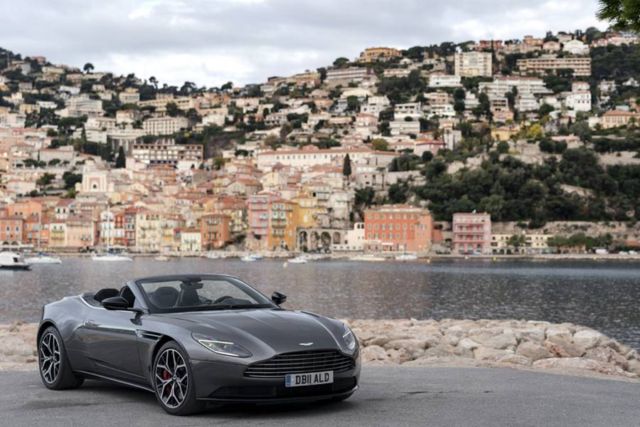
[0,0,605,87]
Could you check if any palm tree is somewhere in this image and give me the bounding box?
[149,76,158,90]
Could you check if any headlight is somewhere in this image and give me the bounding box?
[192,333,252,358]
[342,324,357,352]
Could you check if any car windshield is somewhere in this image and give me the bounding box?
[137,276,274,313]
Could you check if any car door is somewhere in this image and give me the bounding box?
[80,286,146,384]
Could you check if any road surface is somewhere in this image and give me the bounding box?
[1,367,638,426]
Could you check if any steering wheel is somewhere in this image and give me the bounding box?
[213,295,234,304]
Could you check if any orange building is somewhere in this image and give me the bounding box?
[364,205,433,252]
[200,213,231,250]
[0,216,24,245]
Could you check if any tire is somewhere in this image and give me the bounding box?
[38,326,84,390]
[153,341,204,415]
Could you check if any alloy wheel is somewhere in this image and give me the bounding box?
[39,332,61,384]
[155,348,189,409]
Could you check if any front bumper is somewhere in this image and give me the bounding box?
[191,358,360,403]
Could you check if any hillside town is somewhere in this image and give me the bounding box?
[1,27,640,257]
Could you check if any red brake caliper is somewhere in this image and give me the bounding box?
[162,369,171,380]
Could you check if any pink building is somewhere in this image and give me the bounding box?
[452,212,492,254]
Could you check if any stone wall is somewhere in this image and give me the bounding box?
[346,318,640,379]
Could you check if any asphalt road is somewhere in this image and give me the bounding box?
[1,367,639,427]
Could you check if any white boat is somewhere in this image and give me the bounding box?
[0,251,31,270]
[241,254,259,262]
[288,256,308,264]
[250,254,264,260]
[395,253,418,261]
[154,255,170,262]
[349,254,386,262]
[205,252,220,259]
[24,253,62,264]
[92,253,133,262]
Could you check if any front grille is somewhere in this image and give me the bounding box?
[245,350,356,378]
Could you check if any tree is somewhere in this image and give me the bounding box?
[149,76,158,89]
[598,0,640,32]
[346,95,360,112]
[371,138,390,151]
[36,173,55,187]
[115,146,126,168]
[342,154,352,177]
[497,141,510,154]
[507,234,526,250]
[62,172,82,190]
[166,102,180,117]
[333,57,349,68]
[83,62,94,74]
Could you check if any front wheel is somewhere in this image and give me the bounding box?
[153,341,204,415]
[38,326,84,390]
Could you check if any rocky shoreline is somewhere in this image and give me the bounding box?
[3,320,640,381]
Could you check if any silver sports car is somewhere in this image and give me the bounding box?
[37,274,360,415]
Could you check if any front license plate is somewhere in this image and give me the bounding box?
[285,371,334,388]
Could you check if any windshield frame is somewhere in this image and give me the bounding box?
[132,274,276,314]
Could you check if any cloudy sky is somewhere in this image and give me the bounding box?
[1,0,606,88]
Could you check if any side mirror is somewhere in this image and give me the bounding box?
[271,292,287,305]
[102,296,129,310]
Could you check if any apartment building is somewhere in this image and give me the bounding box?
[142,116,189,135]
[325,67,372,84]
[452,212,492,254]
[131,138,203,168]
[454,52,492,77]
[516,55,591,77]
[363,205,433,252]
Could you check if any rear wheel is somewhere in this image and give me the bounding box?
[153,341,204,415]
[38,326,84,390]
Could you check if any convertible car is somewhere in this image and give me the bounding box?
[37,274,360,415]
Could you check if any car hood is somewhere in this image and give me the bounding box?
[160,309,346,355]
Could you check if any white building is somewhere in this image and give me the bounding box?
[454,52,492,77]
[256,146,397,171]
[389,119,420,136]
[361,96,391,116]
[142,116,189,135]
[428,74,462,88]
[562,39,589,55]
[394,102,422,119]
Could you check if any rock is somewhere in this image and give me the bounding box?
[497,354,531,366]
[368,333,412,347]
[573,330,604,350]
[443,334,460,346]
[627,359,640,376]
[484,332,517,350]
[473,346,513,362]
[386,348,412,364]
[584,347,629,370]
[544,339,585,358]
[383,339,427,359]
[361,345,387,363]
[532,357,624,376]
[422,344,455,358]
[457,338,480,352]
[516,341,553,361]
[546,326,572,343]
[515,327,545,343]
